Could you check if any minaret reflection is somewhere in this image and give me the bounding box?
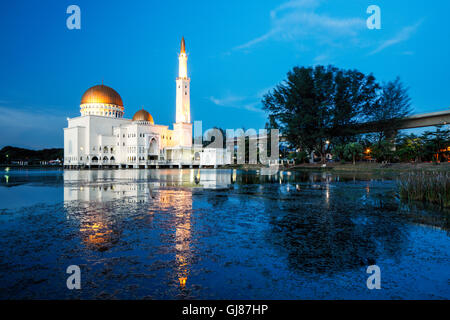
[154,186,193,288]
[173,190,192,288]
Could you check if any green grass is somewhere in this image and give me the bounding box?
[398,171,450,208]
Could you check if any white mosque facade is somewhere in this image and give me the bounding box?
[64,38,231,168]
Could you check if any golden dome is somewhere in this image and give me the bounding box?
[132,109,154,124]
[81,84,123,106]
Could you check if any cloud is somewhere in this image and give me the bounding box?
[313,53,331,64]
[207,92,265,113]
[208,95,246,106]
[369,20,423,55]
[234,0,365,51]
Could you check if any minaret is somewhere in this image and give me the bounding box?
[174,37,193,148]
[176,37,190,124]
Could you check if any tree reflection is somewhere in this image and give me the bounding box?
[265,178,408,274]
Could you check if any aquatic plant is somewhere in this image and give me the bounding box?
[398,171,450,208]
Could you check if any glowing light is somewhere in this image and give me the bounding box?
[179,277,187,287]
[178,53,188,79]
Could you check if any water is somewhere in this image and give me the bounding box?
[0,168,448,299]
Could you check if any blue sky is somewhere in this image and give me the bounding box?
[0,0,449,149]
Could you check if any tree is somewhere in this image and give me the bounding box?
[395,134,424,162]
[371,140,395,163]
[344,142,363,165]
[331,144,346,162]
[262,65,378,163]
[421,126,450,162]
[0,146,63,164]
[367,77,411,145]
[288,150,309,164]
[330,69,379,145]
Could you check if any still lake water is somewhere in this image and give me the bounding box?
[0,168,448,299]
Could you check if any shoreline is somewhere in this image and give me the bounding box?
[223,162,450,176]
[287,162,450,174]
[1,162,449,174]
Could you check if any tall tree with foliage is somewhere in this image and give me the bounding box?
[368,77,412,144]
[262,65,379,162]
[343,142,364,165]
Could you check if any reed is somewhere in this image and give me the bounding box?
[398,171,450,208]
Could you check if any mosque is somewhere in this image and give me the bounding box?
[63,38,231,168]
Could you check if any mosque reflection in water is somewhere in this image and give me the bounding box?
[63,169,232,289]
[63,170,380,287]
[0,167,448,299]
[56,168,450,298]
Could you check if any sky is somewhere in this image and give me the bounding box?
[0,0,449,149]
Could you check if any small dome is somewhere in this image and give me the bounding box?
[132,109,154,124]
[81,84,123,106]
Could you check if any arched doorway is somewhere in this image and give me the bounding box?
[149,137,158,155]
